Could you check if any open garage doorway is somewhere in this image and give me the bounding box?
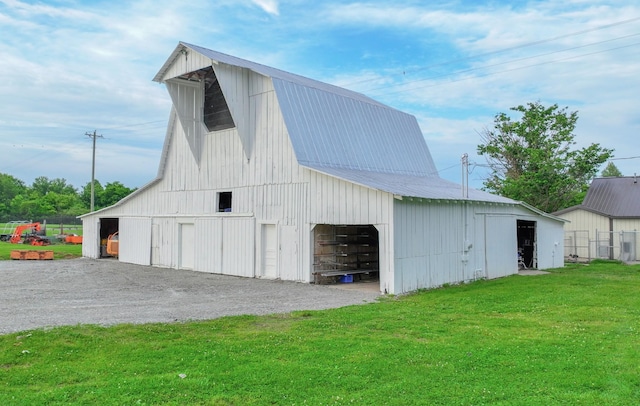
[313,225,379,287]
[517,220,537,269]
[99,218,119,258]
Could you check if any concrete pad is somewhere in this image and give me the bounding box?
[518,270,550,276]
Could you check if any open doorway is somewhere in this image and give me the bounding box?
[99,218,119,258]
[517,220,537,269]
[313,224,379,286]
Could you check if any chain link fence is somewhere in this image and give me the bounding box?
[564,230,639,263]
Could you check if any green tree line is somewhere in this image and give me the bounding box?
[0,173,136,222]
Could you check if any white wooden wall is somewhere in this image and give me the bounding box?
[559,209,609,234]
[82,66,313,282]
[392,200,565,294]
[393,199,477,293]
[81,217,100,258]
[512,206,565,269]
[119,217,152,265]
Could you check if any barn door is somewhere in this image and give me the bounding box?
[261,224,278,279]
[119,217,152,266]
[179,223,195,270]
[485,215,517,279]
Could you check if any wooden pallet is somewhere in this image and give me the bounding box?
[10,250,54,260]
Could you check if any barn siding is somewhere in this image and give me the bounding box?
[160,50,212,82]
[392,200,564,293]
[560,209,609,235]
[482,214,517,279]
[557,209,608,259]
[512,206,564,269]
[81,217,100,259]
[119,217,152,265]
[558,209,640,261]
[393,199,479,293]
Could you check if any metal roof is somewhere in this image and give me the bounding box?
[306,165,516,203]
[272,79,436,176]
[565,176,640,218]
[152,42,520,205]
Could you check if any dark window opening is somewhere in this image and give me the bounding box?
[218,192,232,212]
[203,67,235,132]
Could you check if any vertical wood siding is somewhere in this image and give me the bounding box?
[392,200,563,294]
[512,206,565,269]
[81,217,100,259]
[483,214,517,279]
[83,67,311,280]
[193,217,255,277]
[119,217,152,265]
[160,51,212,82]
[393,199,473,293]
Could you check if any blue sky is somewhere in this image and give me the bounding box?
[1,0,639,190]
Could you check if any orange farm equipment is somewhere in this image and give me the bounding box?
[8,222,51,246]
[106,232,119,257]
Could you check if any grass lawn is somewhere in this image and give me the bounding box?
[1,261,639,405]
[0,223,83,260]
[0,241,82,260]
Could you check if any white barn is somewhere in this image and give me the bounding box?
[80,42,565,294]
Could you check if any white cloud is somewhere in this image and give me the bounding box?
[251,0,279,15]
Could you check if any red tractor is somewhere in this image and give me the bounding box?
[9,222,50,246]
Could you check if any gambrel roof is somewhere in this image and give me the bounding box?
[153,42,513,204]
[555,176,640,218]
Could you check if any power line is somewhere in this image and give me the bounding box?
[365,33,640,95]
[611,156,640,160]
[371,41,640,97]
[345,16,640,88]
[98,119,167,131]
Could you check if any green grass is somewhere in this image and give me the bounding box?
[1,261,639,405]
[0,241,82,260]
[0,223,83,260]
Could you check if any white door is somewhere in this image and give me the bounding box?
[179,223,195,270]
[119,217,152,266]
[485,215,517,279]
[261,224,277,278]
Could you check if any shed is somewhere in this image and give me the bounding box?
[80,42,565,294]
[554,176,640,261]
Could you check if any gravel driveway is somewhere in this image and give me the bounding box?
[0,258,381,335]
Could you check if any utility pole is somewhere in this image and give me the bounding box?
[86,130,103,212]
[461,153,469,198]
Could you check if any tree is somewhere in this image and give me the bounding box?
[0,173,27,219]
[477,101,613,213]
[100,181,137,207]
[31,176,77,196]
[80,180,136,210]
[80,180,103,209]
[601,162,622,177]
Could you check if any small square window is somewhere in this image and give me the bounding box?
[218,192,232,212]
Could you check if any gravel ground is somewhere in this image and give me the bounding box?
[0,258,381,335]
